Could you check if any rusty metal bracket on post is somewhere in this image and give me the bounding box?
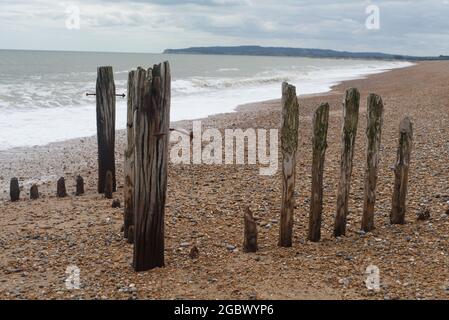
[169,128,194,142]
[86,93,126,98]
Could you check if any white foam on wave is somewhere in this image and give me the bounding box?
[170,60,413,121]
[172,61,412,96]
[217,68,240,72]
[0,102,128,150]
[0,60,413,150]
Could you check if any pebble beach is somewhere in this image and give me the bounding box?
[1,61,449,300]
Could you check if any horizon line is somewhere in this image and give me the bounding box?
[0,48,160,55]
[1,46,446,58]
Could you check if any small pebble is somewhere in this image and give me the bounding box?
[112,199,121,208]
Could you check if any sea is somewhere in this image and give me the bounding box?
[0,50,413,150]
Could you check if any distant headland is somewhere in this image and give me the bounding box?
[163,45,449,61]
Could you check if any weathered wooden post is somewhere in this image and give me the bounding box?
[30,184,39,200]
[104,171,113,199]
[10,178,20,202]
[57,177,67,198]
[390,117,413,225]
[75,175,84,196]
[133,62,171,272]
[334,88,360,237]
[127,225,135,245]
[96,66,116,194]
[308,103,329,242]
[124,70,137,241]
[361,94,384,232]
[243,207,258,253]
[279,82,299,248]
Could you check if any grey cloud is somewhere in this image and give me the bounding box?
[99,0,251,6]
[0,0,448,55]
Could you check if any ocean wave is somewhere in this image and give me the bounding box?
[172,61,413,96]
[0,60,412,112]
[0,58,413,150]
[173,75,290,94]
[217,68,240,72]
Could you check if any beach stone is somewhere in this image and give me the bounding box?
[417,208,431,221]
[112,199,121,208]
[10,178,20,202]
[338,278,350,287]
[57,177,67,198]
[75,176,84,196]
[189,246,199,259]
[30,184,39,200]
[104,171,113,199]
[208,277,217,283]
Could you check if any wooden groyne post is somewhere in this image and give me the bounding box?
[361,94,384,232]
[96,66,116,194]
[279,82,299,248]
[124,70,137,241]
[104,170,113,199]
[10,178,20,202]
[308,103,329,242]
[75,175,84,196]
[334,88,360,237]
[30,184,39,200]
[243,207,258,253]
[390,117,413,225]
[57,177,67,198]
[133,62,171,272]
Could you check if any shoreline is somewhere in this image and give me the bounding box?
[0,62,414,194]
[1,61,449,300]
[0,58,413,152]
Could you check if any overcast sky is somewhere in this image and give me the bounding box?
[1,0,448,56]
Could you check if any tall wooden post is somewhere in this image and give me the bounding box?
[96,66,116,194]
[308,103,329,242]
[361,94,384,232]
[279,82,299,248]
[124,70,137,241]
[334,88,360,237]
[390,117,413,225]
[104,171,113,199]
[133,62,171,272]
